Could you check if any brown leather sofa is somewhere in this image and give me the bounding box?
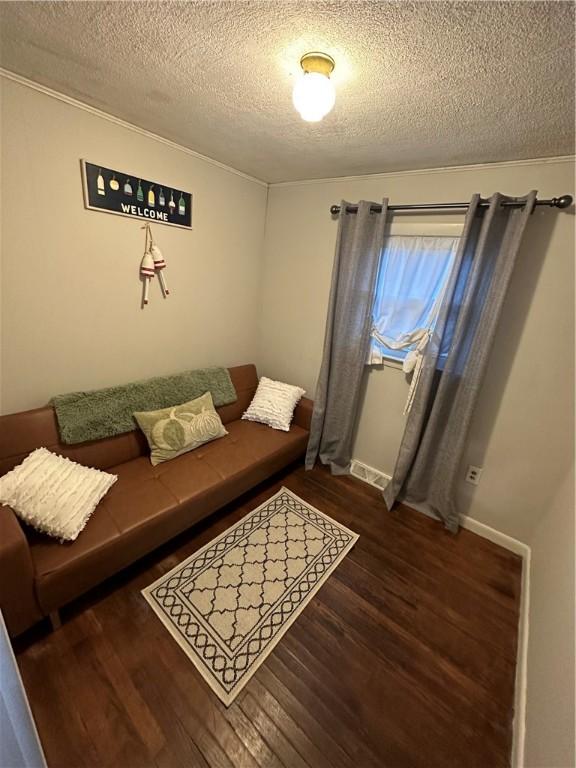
[0,365,312,638]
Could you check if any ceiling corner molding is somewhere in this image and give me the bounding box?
[269,155,576,188]
[0,68,269,188]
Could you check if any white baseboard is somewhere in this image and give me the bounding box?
[459,514,529,557]
[512,547,530,768]
[349,461,530,767]
[460,515,530,768]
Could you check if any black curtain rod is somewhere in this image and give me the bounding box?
[329,195,573,216]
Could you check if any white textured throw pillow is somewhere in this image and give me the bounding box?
[242,376,305,431]
[0,448,117,542]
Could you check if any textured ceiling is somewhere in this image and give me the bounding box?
[0,1,574,183]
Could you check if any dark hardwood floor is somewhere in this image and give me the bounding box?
[14,464,523,768]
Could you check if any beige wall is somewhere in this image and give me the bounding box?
[258,157,575,543]
[524,465,575,768]
[0,78,267,414]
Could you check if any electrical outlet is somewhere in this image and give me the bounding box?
[465,465,483,485]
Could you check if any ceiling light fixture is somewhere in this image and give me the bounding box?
[292,52,336,122]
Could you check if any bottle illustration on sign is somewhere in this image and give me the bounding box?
[124,178,133,196]
[97,169,105,196]
[109,174,119,191]
[137,180,144,203]
[168,191,176,215]
[158,188,166,207]
[148,184,155,207]
[178,193,186,216]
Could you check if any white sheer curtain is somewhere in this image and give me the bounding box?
[369,236,459,412]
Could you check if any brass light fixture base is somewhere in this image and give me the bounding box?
[299,52,335,76]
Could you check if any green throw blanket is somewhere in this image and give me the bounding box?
[52,367,237,445]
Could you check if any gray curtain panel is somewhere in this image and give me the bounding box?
[306,199,388,474]
[383,191,537,531]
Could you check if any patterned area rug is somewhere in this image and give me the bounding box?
[142,487,358,706]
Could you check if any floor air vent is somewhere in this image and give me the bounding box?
[350,460,390,490]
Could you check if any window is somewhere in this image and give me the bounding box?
[369,235,459,365]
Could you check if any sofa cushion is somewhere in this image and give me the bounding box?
[153,453,222,504]
[30,419,308,614]
[27,504,121,593]
[219,419,309,460]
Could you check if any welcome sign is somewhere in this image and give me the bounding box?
[81,160,192,229]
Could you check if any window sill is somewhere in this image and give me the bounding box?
[366,356,404,371]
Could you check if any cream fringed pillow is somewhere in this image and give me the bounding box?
[0,448,117,542]
[242,376,305,431]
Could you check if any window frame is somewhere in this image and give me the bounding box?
[369,221,463,368]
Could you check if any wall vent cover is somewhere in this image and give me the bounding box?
[350,460,390,490]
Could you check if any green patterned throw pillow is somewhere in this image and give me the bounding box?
[134,391,227,466]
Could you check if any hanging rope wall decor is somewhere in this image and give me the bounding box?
[140,223,169,306]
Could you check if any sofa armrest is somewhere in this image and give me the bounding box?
[293,397,314,432]
[0,506,43,637]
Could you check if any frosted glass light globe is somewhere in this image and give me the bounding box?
[292,71,336,122]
